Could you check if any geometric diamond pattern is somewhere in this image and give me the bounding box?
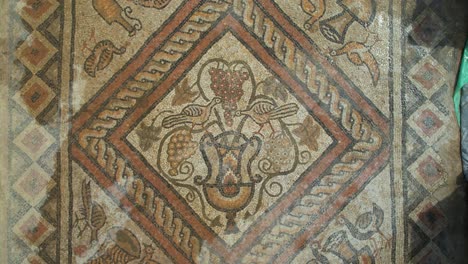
[407,101,447,144]
[8,0,63,259]
[410,242,449,264]
[21,254,47,264]
[408,55,447,98]
[410,197,448,239]
[13,163,55,206]
[408,8,446,51]
[16,0,58,28]
[13,76,56,117]
[13,209,55,249]
[13,121,55,160]
[408,148,447,193]
[15,31,57,74]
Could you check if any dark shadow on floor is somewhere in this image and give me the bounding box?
[432,178,468,263]
[406,0,468,49]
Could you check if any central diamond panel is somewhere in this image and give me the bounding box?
[127,33,334,244]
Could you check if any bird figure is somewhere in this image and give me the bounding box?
[338,202,384,240]
[329,39,380,86]
[235,99,299,136]
[336,203,389,260]
[162,97,222,129]
[322,231,375,264]
[87,228,141,264]
[74,180,107,244]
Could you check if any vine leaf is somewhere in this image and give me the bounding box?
[136,122,162,151]
[210,215,223,228]
[172,78,198,106]
[261,76,288,102]
[293,116,321,151]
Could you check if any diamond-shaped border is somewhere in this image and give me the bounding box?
[407,101,447,145]
[407,8,446,51]
[15,31,57,74]
[13,76,56,117]
[13,208,55,249]
[111,23,351,245]
[21,254,47,264]
[410,197,447,239]
[408,55,448,98]
[408,147,446,193]
[410,242,449,263]
[13,163,56,206]
[16,0,59,28]
[13,121,55,160]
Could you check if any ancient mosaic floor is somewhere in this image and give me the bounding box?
[1,0,467,263]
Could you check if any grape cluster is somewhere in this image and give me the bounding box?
[264,135,293,173]
[209,68,249,126]
[166,129,197,176]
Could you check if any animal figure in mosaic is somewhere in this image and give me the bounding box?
[307,204,386,263]
[337,203,389,259]
[162,97,222,129]
[339,203,384,240]
[301,0,326,32]
[92,0,142,36]
[321,231,375,263]
[74,180,107,243]
[84,40,126,77]
[235,99,299,136]
[86,228,141,264]
[329,40,380,86]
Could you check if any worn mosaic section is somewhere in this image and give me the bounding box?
[402,0,466,263]
[4,0,63,262]
[1,0,466,263]
[71,0,391,262]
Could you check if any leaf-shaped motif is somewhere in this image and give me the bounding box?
[172,78,198,106]
[136,122,162,151]
[293,116,321,151]
[210,215,223,228]
[261,76,288,102]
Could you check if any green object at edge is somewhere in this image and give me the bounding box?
[454,39,468,125]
